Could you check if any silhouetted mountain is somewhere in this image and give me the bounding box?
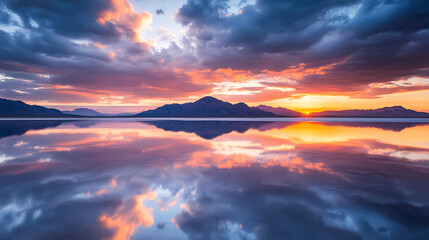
[111,112,140,116]
[63,108,139,117]
[63,108,103,116]
[135,96,277,117]
[3,97,429,119]
[255,105,303,117]
[311,106,429,118]
[0,98,68,117]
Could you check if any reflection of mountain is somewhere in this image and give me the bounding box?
[2,121,429,240]
[0,98,70,117]
[0,120,103,140]
[0,120,66,139]
[317,121,429,132]
[144,120,429,139]
[72,120,100,128]
[135,96,276,117]
[311,106,429,118]
[142,121,295,139]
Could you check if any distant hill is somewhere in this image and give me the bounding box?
[63,108,103,116]
[255,105,303,117]
[311,106,429,118]
[0,98,69,117]
[135,96,277,117]
[63,108,138,117]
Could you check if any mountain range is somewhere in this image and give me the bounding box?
[63,108,137,117]
[310,106,429,118]
[1,97,429,118]
[134,96,276,117]
[255,105,303,117]
[0,98,69,117]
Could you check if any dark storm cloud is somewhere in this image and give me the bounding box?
[1,0,120,42]
[0,0,211,102]
[0,28,208,102]
[0,29,109,68]
[0,0,428,102]
[176,0,429,91]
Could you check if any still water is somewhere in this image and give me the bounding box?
[0,120,429,240]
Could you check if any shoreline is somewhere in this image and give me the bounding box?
[1,117,429,122]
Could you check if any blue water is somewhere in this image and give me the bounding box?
[0,120,428,240]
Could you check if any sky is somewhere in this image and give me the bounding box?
[0,0,428,113]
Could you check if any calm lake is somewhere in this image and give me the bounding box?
[1,120,429,240]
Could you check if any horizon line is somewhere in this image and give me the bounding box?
[2,96,429,115]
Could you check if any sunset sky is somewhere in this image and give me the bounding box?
[0,0,428,113]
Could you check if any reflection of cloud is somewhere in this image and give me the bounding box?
[155,187,180,212]
[110,179,117,187]
[155,9,165,15]
[363,141,429,161]
[174,150,336,176]
[95,189,108,196]
[0,202,31,231]
[99,191,156,240]
[1,121,429,239]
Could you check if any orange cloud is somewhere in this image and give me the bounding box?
[95,189,108,196]
[180,63,336,86]
[181,68,255,85]
[109,51,116,59]
[263,62,337,80]
[98,0,152,43]
[111,179,117,187]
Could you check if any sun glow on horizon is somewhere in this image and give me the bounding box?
[20,88,429,114]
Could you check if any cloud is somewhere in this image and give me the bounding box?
[175,0,429,96]
[156,9,165,15]
[99,191,156,240]
[0,0,428,106]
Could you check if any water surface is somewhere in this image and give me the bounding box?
[1,120,429,240]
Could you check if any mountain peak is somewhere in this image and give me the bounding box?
[379,106,407,111]
[74,107,94,111]
[234,102,248,107]
[195,96,222,103]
